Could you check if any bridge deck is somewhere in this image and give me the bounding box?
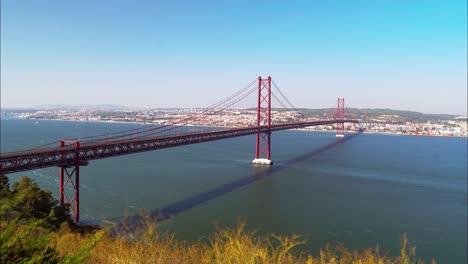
[0,120,358,174]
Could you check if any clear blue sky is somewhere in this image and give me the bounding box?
[1,0,466,114]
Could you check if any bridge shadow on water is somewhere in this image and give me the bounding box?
[110,131,362,234]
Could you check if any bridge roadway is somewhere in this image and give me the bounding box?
[0,120,358,174]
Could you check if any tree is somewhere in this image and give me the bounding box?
[0,175,72,263]
[0,176,71,226]
[0,174,11,198]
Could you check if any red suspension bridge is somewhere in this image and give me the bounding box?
[0,76,358,222]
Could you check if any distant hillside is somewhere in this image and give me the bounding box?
[32,104,127,110]
[295,108,458,122]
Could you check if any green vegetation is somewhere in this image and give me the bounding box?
[0,175,435,263]
[1,175,68,263]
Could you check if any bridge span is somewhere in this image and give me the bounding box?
[0,120,358,174]
[0,76,358,222]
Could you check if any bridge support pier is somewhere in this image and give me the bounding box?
[336,98,345,138]
[59,140,80,222]
[252,76,273,165]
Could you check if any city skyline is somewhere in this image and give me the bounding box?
[1,0,467,114]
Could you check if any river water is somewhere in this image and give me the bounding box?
[1,118,466,263]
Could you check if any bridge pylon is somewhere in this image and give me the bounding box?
[252,76,273,165]
[59,140,81,222]
[336,98,345,137]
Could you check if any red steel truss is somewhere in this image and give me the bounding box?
[336,98,345,136]
[59,140,81,222]
[255,76,272,160]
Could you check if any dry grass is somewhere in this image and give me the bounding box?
[50,217,435,264]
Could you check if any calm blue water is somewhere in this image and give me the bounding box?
[1,118,467,263]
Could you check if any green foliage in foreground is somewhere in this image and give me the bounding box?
[0,175,435,263]
[0,175,73,263]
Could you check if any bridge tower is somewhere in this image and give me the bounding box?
[59,140,81,222]
[252,76,273,165]
[336,98,345,137]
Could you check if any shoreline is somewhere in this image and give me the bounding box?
[293,127,467,139]
[4,116,467,139]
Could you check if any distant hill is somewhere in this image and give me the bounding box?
[1,105,462,123]
[294,108,458,122]
[32,104,127,110]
